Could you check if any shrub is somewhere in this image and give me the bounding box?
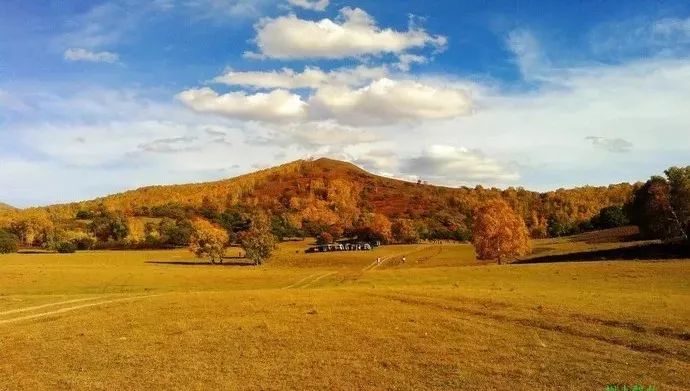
[55,241,77,253]
[0,230,19,254]
[73,235,96,250]
[89,214,130,242]
[591,205,629,230]
[75,210,95,219]
[316,232,334,245]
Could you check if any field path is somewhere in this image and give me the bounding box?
[0,295,110,316]
[374,292,690,363]
[363,246,432,271]
[282,273,321,289]
[0,294,160,325]
[283,272,338,289]
[301,272,338,288]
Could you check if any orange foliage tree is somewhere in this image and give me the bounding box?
[472,199,531,264]
[391,219,419,244]
[370,213,393,243]
[189,219,228,263]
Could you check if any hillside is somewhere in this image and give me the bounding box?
[3,158,636,241]
[0,202,16,211]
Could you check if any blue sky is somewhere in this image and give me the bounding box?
[1,0,690,207]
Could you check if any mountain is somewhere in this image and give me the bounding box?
[6,158,636,239]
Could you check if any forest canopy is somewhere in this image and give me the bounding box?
[0,158,640,251]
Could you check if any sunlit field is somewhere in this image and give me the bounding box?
[1,236,688,390]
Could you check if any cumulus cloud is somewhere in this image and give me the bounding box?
[353,151,399,173]
[251,121,381,149]
[176,87,307,122]
[585,136,633,153]
[248,7,446,59]
[64,48,119,63]
[213,65,388,89]
[285,121,380,147]
[399,145,519,184]
[309,78,472,125]
[395,53,428,71]
[287,0,329,11]
[190,73,473,125]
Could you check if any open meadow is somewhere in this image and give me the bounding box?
[1,235,689,390]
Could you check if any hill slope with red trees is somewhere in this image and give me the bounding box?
[2,158,636,243]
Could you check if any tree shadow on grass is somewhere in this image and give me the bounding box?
[515,242,690,264]
[146,259,256,267]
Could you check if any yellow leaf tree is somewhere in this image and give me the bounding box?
[472,199,531,264]
[189,219,229,264]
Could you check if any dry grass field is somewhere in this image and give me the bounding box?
[1,234,689,390]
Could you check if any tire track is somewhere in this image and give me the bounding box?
[282,273,321,289]
[301,272,338,288]
[283,272,338,289]
[0,294,161,325]
[371,292,690,363]
[0,296,110,317]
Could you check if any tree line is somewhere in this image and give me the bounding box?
[1,160,687,264]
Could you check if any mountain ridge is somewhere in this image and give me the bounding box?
[1,157,636,240]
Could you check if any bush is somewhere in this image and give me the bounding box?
[0,230,19,254]
[73,236,96,250]
[75,210,95,219]
[55,241,77,253]
[591,205,629,230]
[316,232,334,245]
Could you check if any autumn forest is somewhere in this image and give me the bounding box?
[1,158,688,262]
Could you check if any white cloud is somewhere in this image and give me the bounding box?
[353,151,399,173]
[184,0,277,20]
[287,0,329,11]
[0,89,31,112]
[176,87,307,122]
[213,65,388,89]
[590,16,690,58]
[21,121,236,167]
[249,7,446,59]
[506,29,548,79]
[585,136,633,153]
[399,145,519,184]
[285,121,380,147]
[252,120,381,149]
[64,48,119,63]
[395,53,428,71]
[309,78,472,125]
[192,73,473,125]
[653,17,690,39]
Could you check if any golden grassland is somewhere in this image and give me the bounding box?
[0,235,688,390]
